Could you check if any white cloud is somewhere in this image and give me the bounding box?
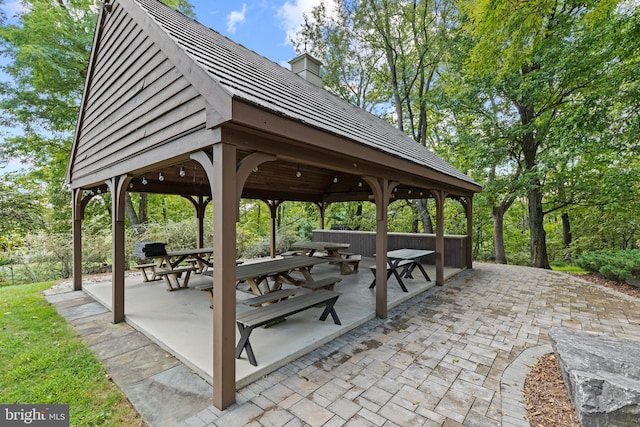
[226,4,248,34]
[276,0,335,45]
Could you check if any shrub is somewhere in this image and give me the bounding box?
[575,249,640,282]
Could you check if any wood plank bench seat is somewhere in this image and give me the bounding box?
[154,267,196,291]
[301,276,342,291]
[194,282,214,307]
[326,254,361,273]
[242,289,298,307]
[236,290,342,366]
[280,250,303,257]
[132,263,158,282]
[368,260,413,289]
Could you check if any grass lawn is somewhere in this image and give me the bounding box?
[551,264,588,274]
[0,282,145,426]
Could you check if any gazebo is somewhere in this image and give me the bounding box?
[66,0,481,409]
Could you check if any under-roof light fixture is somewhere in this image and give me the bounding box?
[179,165,186,177]
[358,180,363,187]
[332,176,338,184]
[129,183,134,189]
[408,189,412,195]
[158,172,164,182]
[419,191,423,197]
[394,187,398,193]
[97,188,102,194]
[295,165,302,178]
[142,176,148,185]
[252,167,258,173]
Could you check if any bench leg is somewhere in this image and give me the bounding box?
[338,261,353,275]
[162,275,176,291]
[319,297,341,325]
[236,323,258,366]
[181,270,192,288]
[368,268,394,289]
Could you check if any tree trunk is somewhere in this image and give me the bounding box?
[124,193,148,236]
[139,193,148,223]
[562,212,572,261]
[124,193,142,235]
[492,206,508,264]
[528,186,550,268]
[519,83,550,269]
[415,198,433,233]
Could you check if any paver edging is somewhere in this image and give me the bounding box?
[500,344,552,426]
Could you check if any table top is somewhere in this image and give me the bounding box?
[292,241,350,251]
[165,248,214,257]
[235,256,328,281]
[386,249,434,260]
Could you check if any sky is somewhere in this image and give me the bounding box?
[0,0,330,173]
[187,0,323,67]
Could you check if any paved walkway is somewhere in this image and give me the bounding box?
[46,263,640,426]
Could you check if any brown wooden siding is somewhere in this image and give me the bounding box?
[312,230,468,268]
[69,3,208,184]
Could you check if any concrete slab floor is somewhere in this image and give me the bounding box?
[81,259,456,388]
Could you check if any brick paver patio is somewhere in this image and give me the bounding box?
[48,263,640,426]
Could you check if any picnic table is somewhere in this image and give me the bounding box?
[236,256,330,295]
[370,248,434,292]
[198,255,340,305]
[135,248,213,291]
[291,241,357,275]
[158,247,214,271]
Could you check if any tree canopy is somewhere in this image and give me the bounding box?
[0,0,638,273]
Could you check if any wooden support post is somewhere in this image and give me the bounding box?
[106,175,131,323]
[193,145,238,411]
[465,196,473,270]
[433,190,447,286]
[363,177,398,319]
[72,189,84,291]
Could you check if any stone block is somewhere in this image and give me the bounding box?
[549,327,640,426]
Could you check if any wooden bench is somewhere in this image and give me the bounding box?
[368,260,413,290]
[194,282,214,307]
[326,254,361,274]
[154,267,196,291]
[301,276,342,291]
[280,250,303,257]
[242,289,297,307]
[343,254,361,272]
[132,263,158,282]
[236,290,342,366]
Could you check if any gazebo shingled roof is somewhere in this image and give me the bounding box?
[66,0,481,410]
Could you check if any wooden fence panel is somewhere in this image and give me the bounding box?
[311,230,468,268]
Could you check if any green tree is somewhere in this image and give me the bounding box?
[295,0,459,234]
[0,174,45,251]
[0,0,195,234]
[457,0,638,268]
